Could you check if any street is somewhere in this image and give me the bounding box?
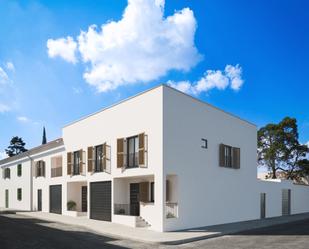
[1,213,309,249]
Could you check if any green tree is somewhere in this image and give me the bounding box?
[5,136,28,157]
[258,117,309,180]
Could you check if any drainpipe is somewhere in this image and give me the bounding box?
[26,153,34,211]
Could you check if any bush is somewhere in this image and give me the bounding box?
[67,200,76,211]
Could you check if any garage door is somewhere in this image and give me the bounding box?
[90,181,111,221]
[50,185,62,214]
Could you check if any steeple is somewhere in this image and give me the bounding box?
[42,126,47,145]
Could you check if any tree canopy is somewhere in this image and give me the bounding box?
[5,136,28,157]
[258,117,309,180]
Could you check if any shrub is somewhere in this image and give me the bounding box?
[67,200,77,211]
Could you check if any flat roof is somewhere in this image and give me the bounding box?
[64,84,256,128]
[0,138,64,166]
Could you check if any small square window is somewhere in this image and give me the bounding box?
[201,138,208,149]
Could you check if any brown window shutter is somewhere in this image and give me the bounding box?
[166,180,170,202]
[87,146,94,172]
[138,133,146,167]
[219,144,225,167]
[102,143,107,170]
[139,182,149,202]
[67,152,72,175]
[79,149,83,173]
[232,147,240,169]
[117,138,124,168]
[42,161,46,177]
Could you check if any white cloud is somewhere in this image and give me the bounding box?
[0,67,9,85]
[225,64,243,90]
[0,103,10,113]
[168,64,244,95]
[47,0,201,92]
[47,36,77,63]
[17,116,30,122]
[0,151,7,160]
[6,61,15,71]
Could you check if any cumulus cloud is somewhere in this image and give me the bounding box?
[47,0,201,92]
[168,64,244,95]
[47,36,77,63]
[6,62,15,71]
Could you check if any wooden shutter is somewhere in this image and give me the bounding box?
[42,161,46,177]
[87,146,94,172]
[219,144,225,167]
[166,180,170,202]
[232,147,240,169]
[67,152,72,175]
[139,182,149,202]
[138,133,147,167]
[117,138,124,168]
[79,149,83,173]
[102,143,107,170]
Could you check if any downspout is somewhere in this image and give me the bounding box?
[26,153,34,211]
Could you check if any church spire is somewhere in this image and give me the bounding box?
[42,126,47,145]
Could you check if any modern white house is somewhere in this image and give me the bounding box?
[1,85,309,232]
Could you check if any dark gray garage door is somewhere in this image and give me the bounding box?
[90,181,111,221]
[50,185,62,214]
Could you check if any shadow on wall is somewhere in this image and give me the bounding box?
[0,214,129,249]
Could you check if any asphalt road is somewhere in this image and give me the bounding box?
[1,213,309,249]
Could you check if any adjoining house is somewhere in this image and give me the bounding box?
[1,85,309,232]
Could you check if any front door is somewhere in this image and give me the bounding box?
[130,183,140,216]
[81,186,87,212]
[50,185,62,214]
[38,189,42,211]
[5,189,9,208]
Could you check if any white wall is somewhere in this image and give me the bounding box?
[163,86,259,231]
[0,159,32,210]
[258,179,309,218]
[32,148,66,213]
[63,86,164,231]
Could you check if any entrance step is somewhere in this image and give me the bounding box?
[136,216,151,228]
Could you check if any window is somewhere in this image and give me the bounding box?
[4,168,10,179]
[17,188,22,201]
[150,182,155,202]
[36,161,45,177]
[17,164,22,177]
[201,138,208,149]
[51,156,63,177]
[224,145,233,168]
[127,136,139,168]
[73,151,81,175]
[95,145,103,172]
[219,144,240,169]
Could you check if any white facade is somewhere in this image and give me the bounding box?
[1,85,309,232]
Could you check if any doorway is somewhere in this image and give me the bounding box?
[38,189,42,211]
[130,183,140,216]
[81,186,87,212]
[5,189,9,208]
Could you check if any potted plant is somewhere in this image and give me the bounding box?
[67,200,77,211]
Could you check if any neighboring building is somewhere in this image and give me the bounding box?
[1,85,309,232]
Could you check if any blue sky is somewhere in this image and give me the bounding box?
[0,0,308,157]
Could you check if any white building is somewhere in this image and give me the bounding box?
[1,85,309,232]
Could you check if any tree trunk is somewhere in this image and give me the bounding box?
[272,167,277,179]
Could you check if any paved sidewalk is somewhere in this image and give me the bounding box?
[12,211,309,245]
